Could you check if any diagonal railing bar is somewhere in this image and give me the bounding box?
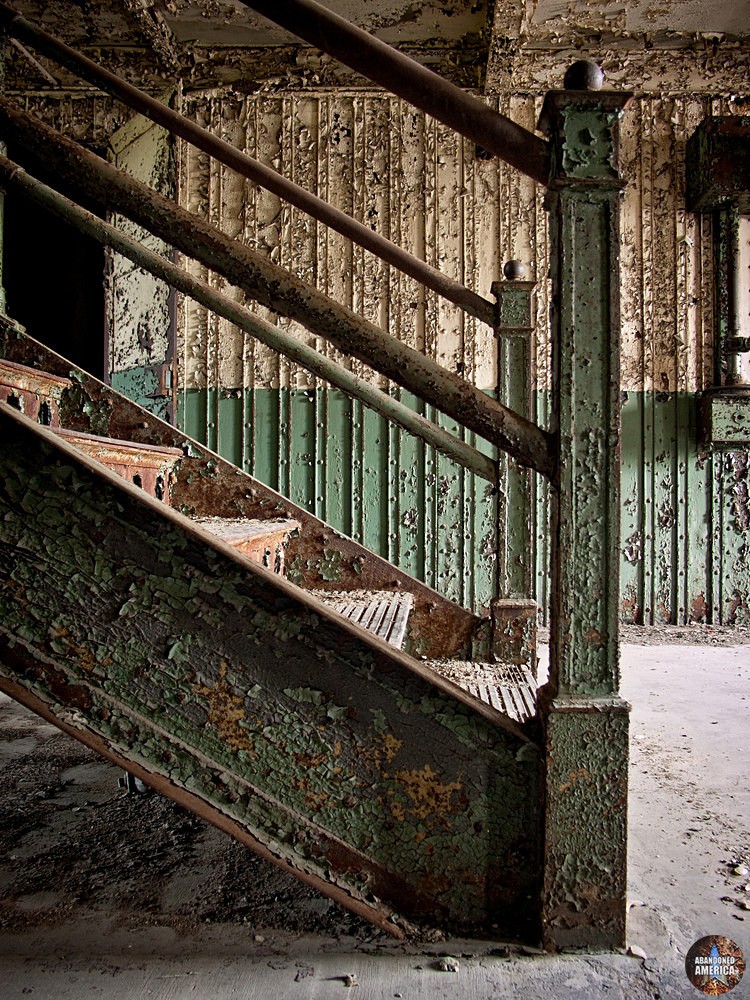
[0,97,555,477]
[0,154,498,484]
[0,2,495,327]
[238,0,551,185]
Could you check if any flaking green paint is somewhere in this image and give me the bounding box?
[0,410,541,936]
[111,365,170,422]
[541,89,631,950]
[561,106,621,179]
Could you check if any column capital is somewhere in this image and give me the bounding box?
[539,90,633,187]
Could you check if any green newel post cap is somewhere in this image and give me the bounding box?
[538,61,633,185]
[491,262,535,334]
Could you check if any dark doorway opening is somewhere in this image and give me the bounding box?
[4,160,105,381]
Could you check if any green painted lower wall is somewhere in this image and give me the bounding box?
[620,390,748,625]
[177,386,500,614]
[111,365,171,423]
[176,387,749,625]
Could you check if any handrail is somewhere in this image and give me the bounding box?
[238,0,552,185]
[0,1,495,327]
[0,97,555,477]
[0,155,497,484]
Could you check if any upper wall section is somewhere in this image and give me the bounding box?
[178,90,544,395]
[176,82,748,398]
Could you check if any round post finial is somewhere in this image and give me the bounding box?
[503,260,527,281]
[563,60,605,91]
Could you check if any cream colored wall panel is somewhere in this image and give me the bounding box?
[176,88,750,400]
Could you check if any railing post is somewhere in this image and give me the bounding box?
[540,62,633,950]
[491,262,538,673]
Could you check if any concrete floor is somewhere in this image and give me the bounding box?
[1,636,748,999]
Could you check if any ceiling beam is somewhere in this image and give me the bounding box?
[121,0,180,74]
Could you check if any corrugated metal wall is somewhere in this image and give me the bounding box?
[176,89,749,623]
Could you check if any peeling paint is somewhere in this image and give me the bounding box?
[0,404,542,937]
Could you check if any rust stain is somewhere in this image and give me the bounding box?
[193,663,256,755]
[358,730,403,772]
[290,776,330,813]
[689,593,708,622]
[583,628,603,648]
[391,764,462,821]
[558,767,592,794]
[50,625,107,673]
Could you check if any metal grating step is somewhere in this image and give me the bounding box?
[312,589,414,651]
[424,660,538,723]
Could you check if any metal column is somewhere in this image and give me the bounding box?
[491,264,538,672]
[541,66,633,950]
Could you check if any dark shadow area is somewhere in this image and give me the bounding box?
[4,155,105,381]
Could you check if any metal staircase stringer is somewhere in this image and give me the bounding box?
[0,320,488,663]
[0,402,543,940]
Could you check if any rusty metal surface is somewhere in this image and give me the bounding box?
[55,427,182,503]
[0,402,542,937]
[0,320,490,660]
[237,0,551,184]
[0,356,71,424]
[193,516,300,574]
[0,97,554,477]
[0,1,496,327]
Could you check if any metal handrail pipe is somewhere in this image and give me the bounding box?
[238,0,551,185]
[0,154,498,484]
[0,98,554,477]
[0,1,495,327]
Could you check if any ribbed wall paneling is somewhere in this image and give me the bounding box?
[175,90,749,623]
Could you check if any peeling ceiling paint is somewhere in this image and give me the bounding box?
[162,0,488,47]
[10,1,489,48]
[524,0,750,38]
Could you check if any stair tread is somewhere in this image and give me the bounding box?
[193,516,301,543]
[312,589,414,651]
[424,659,537,723]
[56,428,183,463]
[0,358,73,390]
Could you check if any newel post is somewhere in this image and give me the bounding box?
[540,62,633,950]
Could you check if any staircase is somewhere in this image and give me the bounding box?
[0,319,542,939]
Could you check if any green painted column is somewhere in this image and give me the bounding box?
[492,262,536,599]
[540,63,633,950]
[491,264,539,673]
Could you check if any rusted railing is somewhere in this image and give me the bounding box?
[0,97,555,477]
[239,0,551,185]
[0,154,497,484]
[0,1,558,478]
[0,1,495,327]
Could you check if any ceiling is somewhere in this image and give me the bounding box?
[7,0,750,93]
[161,0,488,48]
[12,0,750,50]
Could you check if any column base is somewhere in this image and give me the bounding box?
[542,696,630,951]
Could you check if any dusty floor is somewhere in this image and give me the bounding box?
[0,627,748,998]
